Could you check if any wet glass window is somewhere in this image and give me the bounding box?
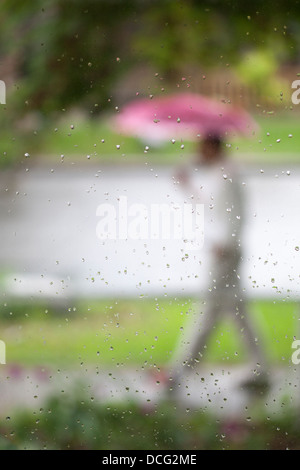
[0,0,300,451]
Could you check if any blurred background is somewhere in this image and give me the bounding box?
[1,0,300,450]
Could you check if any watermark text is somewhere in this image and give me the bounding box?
[96,197,204,250]
[0,340,6,365]
[291,80,300,104]
[0,80,6,104]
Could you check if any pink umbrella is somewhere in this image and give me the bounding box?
[114,92,258,143]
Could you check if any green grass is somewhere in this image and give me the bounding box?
[229,113,300,163]
[34,116,195,165]
[41,111,300,162]
[0,298,298,368]
[4,110,299,168]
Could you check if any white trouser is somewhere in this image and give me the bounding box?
[169,248,266,380]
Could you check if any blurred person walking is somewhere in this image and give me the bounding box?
[168,134,268,394]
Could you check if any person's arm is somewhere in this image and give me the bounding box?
[174,165,203,201]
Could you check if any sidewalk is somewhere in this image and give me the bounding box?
[0,363,299,419]
[1,164,300,301]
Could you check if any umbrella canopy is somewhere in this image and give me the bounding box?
[114,92,258,143]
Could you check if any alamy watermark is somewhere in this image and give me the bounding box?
[0,82,6,363]
[291,340,300,365]
[291,80,300,104]
[96,196,204,250]
[0,80,6,105]
[0,340,6,365]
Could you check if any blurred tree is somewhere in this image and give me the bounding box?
[0,0,300,116]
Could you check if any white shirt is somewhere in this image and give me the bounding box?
[181,158,243,252]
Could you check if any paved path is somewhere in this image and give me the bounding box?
[0,363,299,419]
[0,163,300,301]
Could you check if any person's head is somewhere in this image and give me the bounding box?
[198,134,224,164]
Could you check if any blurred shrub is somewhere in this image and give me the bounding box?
[1,387,300,450]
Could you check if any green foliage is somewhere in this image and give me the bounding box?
[235,49,289,105]
[1,0,300,116]
[0,0,300,167]
[1,389,300,449]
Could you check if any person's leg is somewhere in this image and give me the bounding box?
[223,248,267,371]
[232,299,266,372]
[168,250,233,383]
[230,298,270,394]
[169,298,221,384]
[223,249,270,392]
